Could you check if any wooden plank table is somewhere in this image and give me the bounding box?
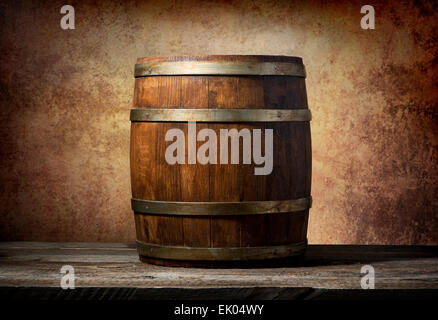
[0,242,437,300]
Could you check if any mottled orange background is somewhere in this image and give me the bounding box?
[0,0,437,244]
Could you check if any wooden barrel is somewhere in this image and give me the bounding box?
[130,55,312,267]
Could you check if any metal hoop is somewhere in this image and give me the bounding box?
[132,197,311,216]
[130,108,311,122]
[135,61,306,77]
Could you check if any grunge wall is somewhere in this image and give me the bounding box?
[0,0,437,244]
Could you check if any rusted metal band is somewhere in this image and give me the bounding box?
[135,61,306,77]
[136,240,307,261]
[131,197,311,216]
[130,108,311,122]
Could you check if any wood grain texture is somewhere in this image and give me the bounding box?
[0,242,437,292]
[130,55,311,266]
[180,77,211,250]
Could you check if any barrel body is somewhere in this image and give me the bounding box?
[130,55,311,267]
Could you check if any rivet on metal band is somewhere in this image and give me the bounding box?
[136,240,308,261]
[130,108,312,122]
[134,61,306,77]
[131,197,312,216]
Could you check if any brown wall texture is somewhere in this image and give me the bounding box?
[0,0,437,244]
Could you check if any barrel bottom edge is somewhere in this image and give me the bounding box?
[137,240,307,268]
[139,253,306,268]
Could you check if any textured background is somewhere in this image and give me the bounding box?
[0,0,437,244]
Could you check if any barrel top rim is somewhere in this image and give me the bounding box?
[136,55,303,64]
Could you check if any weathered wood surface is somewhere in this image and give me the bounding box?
[0,242,437,291]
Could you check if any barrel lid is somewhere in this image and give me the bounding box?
[135,55,305,77]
